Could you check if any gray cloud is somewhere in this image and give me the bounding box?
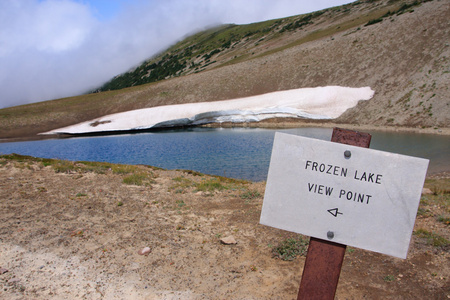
[0,0,353,108]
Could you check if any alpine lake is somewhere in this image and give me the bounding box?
[0,127,448,182]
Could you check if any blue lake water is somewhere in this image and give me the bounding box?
[0,127,448,181]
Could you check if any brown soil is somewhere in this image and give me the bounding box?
[0,157,449,299]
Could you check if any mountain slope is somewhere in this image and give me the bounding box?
[0,0,448,140]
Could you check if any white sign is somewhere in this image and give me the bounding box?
[260,132,429,259]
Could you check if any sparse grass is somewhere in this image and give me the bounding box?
[366,0,426,27]
[175,199,186,209]
[240,190,262,202]
[416,207,431,217]
[414,229,449,248]
[52,160,78,173]
[365,17,383,26]
[110,164,140,174]
[437,215,450,225]
[250,3,400,62]
[170,176,194,193]
[194,176,248,194]
[0,154,158,186]
[272,235,309,261]
[169,174,249,194]
[122,172,154,186]
[420,179,450,222]
[1,154,94,173]
[194,178,227,193]
[416,178,450,247]
[177,169,204,176]
[194,176,249,193]
[75,161,111,174]
[424,178,450,195]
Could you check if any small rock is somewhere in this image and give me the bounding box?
[220,235,237,245]
[137,247,151,255]
[422,188,433,195]
[0,268,8,275]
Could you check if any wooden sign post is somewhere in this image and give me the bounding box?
[297,128,371,299]
[260,127,429,300]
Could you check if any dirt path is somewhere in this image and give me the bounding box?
[0,156,448,299]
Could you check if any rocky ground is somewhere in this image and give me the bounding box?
[0,155,449,299]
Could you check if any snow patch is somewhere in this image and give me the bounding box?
[41,86,374,135]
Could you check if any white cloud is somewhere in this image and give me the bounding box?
[33,1,94,52]
[0,0,95,55]
[0,0,354,108]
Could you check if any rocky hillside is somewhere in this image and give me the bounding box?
[0,0,448,140]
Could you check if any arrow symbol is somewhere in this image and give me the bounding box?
[328,208,343,217]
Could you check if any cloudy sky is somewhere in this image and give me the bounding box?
[0,0,354,108]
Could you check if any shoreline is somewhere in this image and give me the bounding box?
[1,120,449,144]
[202,119,450,135]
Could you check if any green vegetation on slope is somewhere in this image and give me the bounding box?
[97,0,433,92]
[96,20,281,91]
[95,6,338,92]
[0,0,446,140]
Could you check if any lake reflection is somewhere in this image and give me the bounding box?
[0,127,448,181]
